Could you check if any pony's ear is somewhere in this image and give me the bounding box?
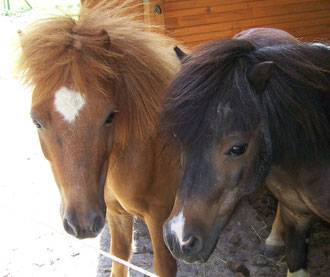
[174,46,187,61]
[17,30,24,49]
[248,61,273,93]
[100,29,111,50]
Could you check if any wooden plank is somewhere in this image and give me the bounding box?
[166,9,330,37]
[184,40,210,49]
[144,0,165,33]
[129,0,145,22]
[165,0,319,18]
[184,31,330,49]
[301,33,330,41]
[175,29,241,46]
[165,6,211,18]
[165,1,330,28]
[173,17,330,44]
[287,24,330,38]
[82,0,145,21]
[165,0,260,11]
[164,0,330,48]
[166,1,329,28]
[271,17,330,34]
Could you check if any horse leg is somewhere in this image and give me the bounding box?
[280,204,311,277]
[145,216,177,277]
[107,205,133,277]
[265,202,285,257]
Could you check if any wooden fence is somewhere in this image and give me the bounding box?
[144,0,330,49]
[82,0,330,49]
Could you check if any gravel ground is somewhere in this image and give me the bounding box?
[96,194,330,277]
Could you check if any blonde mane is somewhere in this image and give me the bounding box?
[18,0,180,146]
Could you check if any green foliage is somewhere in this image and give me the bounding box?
[2,0,81,16]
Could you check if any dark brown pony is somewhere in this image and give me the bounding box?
[18,2,182,276]
[162,36,330,276]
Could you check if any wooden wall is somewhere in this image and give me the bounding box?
[83,0,330,49]
[156,0,330,49]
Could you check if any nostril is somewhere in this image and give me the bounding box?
[91,213,105,234]
[182,235,203,254]
[63,218,78,237]
[181,236,194,246]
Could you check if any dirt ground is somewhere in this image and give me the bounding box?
[96,192,330,277]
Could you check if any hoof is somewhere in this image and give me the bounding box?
[264,244,285,258]
[287,269,309,277]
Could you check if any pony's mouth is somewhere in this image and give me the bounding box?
[164,213,229,264]
[181,239,219,264]
[62,212,105,239]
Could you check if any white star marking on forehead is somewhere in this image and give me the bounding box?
[54,87,85,123]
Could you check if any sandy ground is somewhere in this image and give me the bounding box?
[0,10,100,276]
[0,79,102,277]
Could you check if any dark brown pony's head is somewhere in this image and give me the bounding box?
[18,1,179,239]
[162,40,330,263]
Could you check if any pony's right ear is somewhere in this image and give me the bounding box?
[100,29,111,50]
[248,61,273,93]
[174,46,187,61]
[17,30,24,48]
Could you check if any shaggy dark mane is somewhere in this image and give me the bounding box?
[163,39,330,167]
[163,40,260,144]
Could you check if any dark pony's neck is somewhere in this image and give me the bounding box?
[253,44,330,168]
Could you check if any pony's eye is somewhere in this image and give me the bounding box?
[32,118,42,129]
[105,109,118,126]
[227,143,248,156]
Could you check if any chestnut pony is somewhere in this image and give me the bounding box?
[163,38,330,276]
[18,2,182,276]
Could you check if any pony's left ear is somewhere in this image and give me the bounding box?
[17,30,24,48]
[248,61,273,93]
[100,29,111,50]
[174,46,187,61]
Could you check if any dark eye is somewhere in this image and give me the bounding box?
[227,143,248,156]
[105,109,118,126]
[32,118,42,129]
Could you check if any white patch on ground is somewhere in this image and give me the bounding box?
[54,87,85,123]
[287,269,309,277]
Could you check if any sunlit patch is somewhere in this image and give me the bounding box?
[217,103,232,119]
[54,87,85,123]
[170,211,187,245]
[265,232,285,247]
[287,269,309,277]
[311,42,330,51]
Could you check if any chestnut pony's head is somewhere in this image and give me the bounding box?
[18,1,179,238]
